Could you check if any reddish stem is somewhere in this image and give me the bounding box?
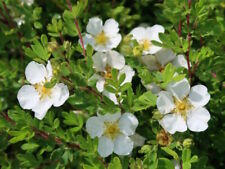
[66,0,86,57]
[178,20,182,37]
[185,0,192,83]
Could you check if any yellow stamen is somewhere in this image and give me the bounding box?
[104,65,112,79]
[104,122,120,140]
[140,39,152,51]
[174,98,192,119]
[34,84,52,99]
[95,31,108,45]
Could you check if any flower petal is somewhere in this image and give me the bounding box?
[130,27,147,41]
[96,78,106,92]
[130,133,145,147]
[155,49,176,66]
[92,52,107,72]
[144,82,161,94]
[106,34,122,49]
[159,114,187,134]
[17,85,39,109]
[25,61,47,84]
[102,90,118,105]
[140,55,159,70]
[148,45,162,55]
[118,65,135,85]
[103,18,120,36]
[188,85,210,107]
[99,112,121,123]
[118,113,138,136]
[106,50,125,70]
[157,91,175,114]
[187,107,210,132]
[172,54,188,69]
[52,83,69,107]
[46,60,53,80]
[167,78,190,100]
[147,24,165,42]
[98,136,114,157]
[86,17,103,35]
[32,98,53,120]
[114,134,133,156]
[81,33,95,48]
[86,116,104,138]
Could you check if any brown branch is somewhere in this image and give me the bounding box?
[1,112,81,149]
[66,0,86,57]
[79,86,103,101]
[59,32,64,44]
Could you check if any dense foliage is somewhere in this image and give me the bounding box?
[0,0,224,169]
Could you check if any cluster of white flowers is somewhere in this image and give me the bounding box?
[17,17,211,158]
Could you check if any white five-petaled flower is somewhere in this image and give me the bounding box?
[141,48,188,71]
[91,50,135,104]
[82,17,122,52]
[130,25,165,55]
[86,112,139,157]
[157,78,211,134]
[17,61,69,120]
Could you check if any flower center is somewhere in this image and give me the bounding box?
[34,83,52,100]
[103,122,120,140]
[104,65,112,79]
[140,39,152,51]
[95,31,108,45]
[174,98,192,119]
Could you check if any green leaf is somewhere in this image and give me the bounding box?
[182,148,191,163]
[119,83,131,92]
[34,22,43,29]
[62,112,83,132]
[21,143,39,151]
[132,91,157,111]
[9,131,29,144]
[161,147,179,161]
[108,157,122,169]
[158,158,174,169]
[118,73,126,86]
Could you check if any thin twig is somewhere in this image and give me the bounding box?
[66,0,86,57]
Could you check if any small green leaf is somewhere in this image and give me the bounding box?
[161,147,179,161]
[108,157,122,169]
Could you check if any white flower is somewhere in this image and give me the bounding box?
[82,17,122,52]
[17,61,69,120]
[157,78,211,134]
[141,48,188,71]
[14,15,25,27]
[130,25,165,55]
[86,112,139,157]
[20,0,34,6]
[91,50,135,104]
